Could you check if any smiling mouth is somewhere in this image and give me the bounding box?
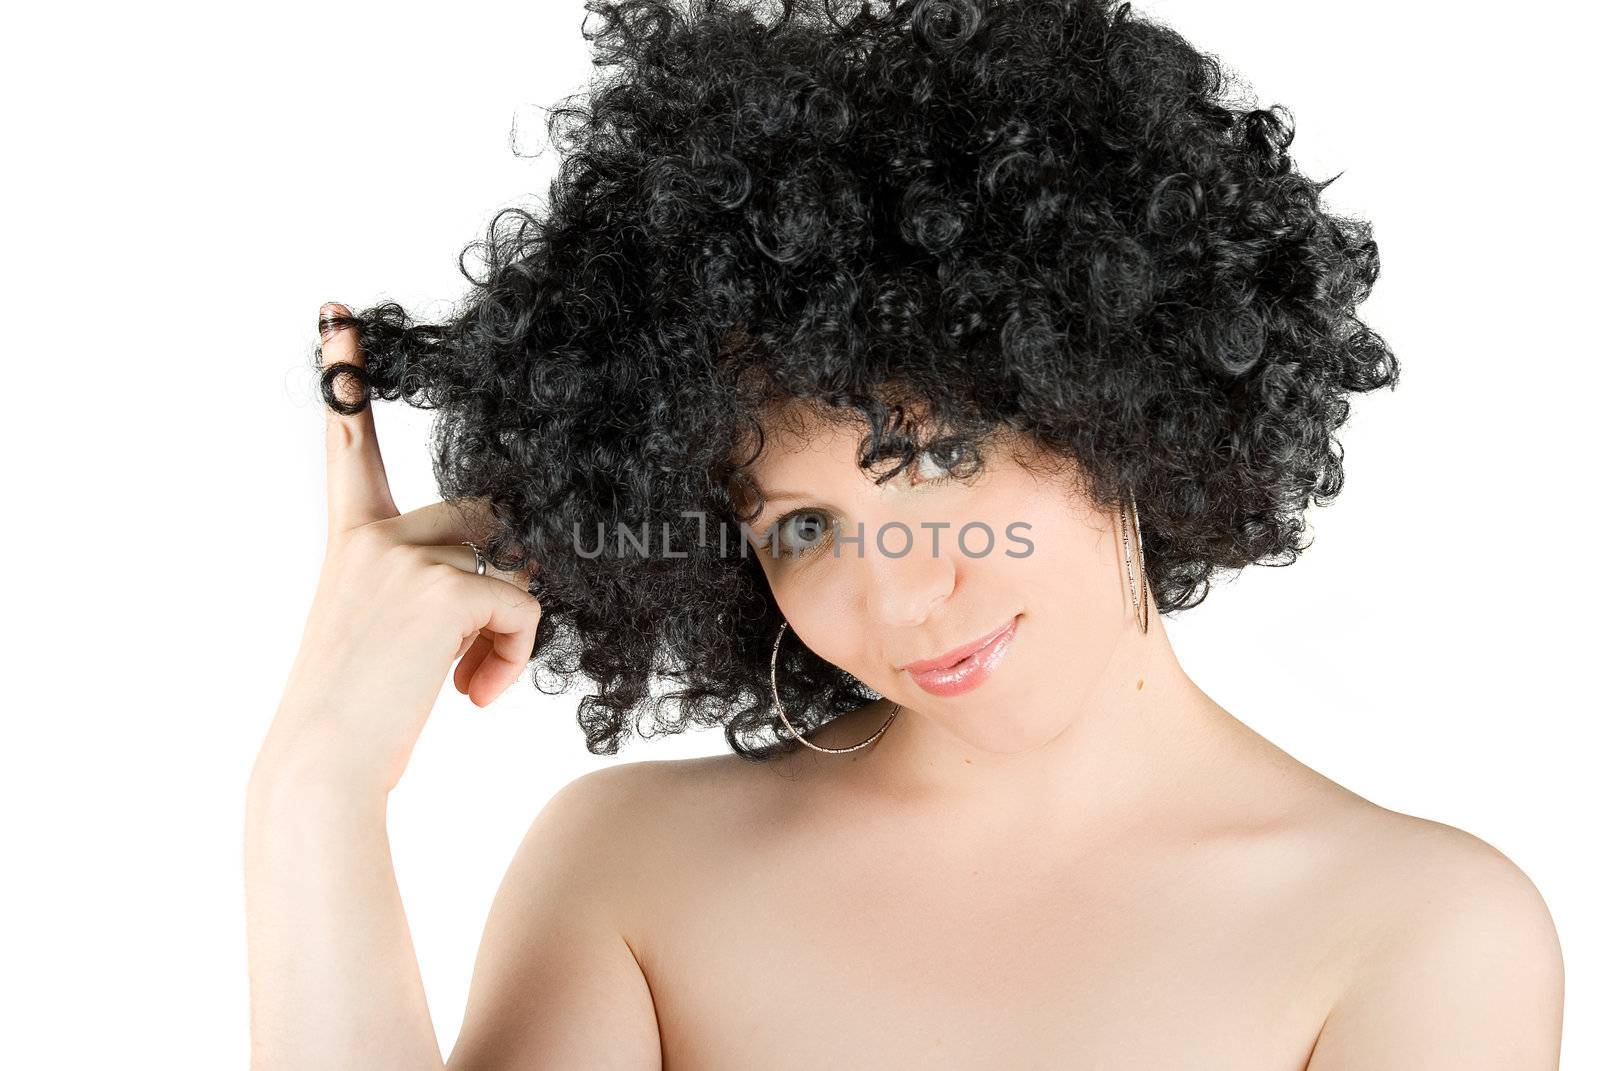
[900,614,1022,698]
[899,616,1020,674]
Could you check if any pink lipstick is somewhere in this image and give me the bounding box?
[900,614,1021,698]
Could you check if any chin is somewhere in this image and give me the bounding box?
[930,683,1072,755]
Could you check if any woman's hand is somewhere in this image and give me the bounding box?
[251,302,543,801]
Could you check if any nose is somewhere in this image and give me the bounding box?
[861,522,957,628]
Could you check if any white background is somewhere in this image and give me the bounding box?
[3,0,1594,1064]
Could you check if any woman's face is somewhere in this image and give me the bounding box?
[742,400,1140,755]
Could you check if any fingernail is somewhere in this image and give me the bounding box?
[318,302,350,342]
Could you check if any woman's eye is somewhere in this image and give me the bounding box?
[910,441,973,485]
[770,510,832,557]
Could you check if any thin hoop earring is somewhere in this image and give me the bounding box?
[770,621,900,754]
[1120,490,1151,634]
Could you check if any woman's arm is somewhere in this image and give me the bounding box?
[244,762,443,1070]
[244,760,664,1071]
[244,304,551,1067]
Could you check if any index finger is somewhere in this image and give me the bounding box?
[317,302,400,535]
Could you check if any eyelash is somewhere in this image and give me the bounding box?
[760,443,974,560]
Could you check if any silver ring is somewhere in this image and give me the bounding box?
[461,541,487,576]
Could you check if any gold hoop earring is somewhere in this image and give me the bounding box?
[770,621,900,754]
[1120,490,1151,634]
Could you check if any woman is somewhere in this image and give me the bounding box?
[245,0,1564,1066]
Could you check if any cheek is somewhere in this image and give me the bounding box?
[767,561,867,659]
[1016,507,1129,649]
[983,486,1118,606]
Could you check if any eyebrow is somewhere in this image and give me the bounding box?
[754,488,809,505]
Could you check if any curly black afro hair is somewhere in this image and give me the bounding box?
[313,0,1398,760]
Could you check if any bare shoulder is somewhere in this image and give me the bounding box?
[1257,725,1559,945]
[1210,714,1559,927]
[538,753,769,872]
[552,751,760,820]
[1332,802,1556,908]
[448,755,765,1069]
[1186,712,1564,1065]
[1302,806,1565,1066]
[1256,740,1562,960]
[1322,799,1563,970]
[1292,795,1565,1067]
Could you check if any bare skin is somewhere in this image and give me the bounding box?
[250,316,1562,1068]
[447,405,1563,1068]
[448,659,1564,1069]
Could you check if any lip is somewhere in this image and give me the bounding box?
[901,614,1021,698]
[899,616,1020,673]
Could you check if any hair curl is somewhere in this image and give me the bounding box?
[313,0,1398,760]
